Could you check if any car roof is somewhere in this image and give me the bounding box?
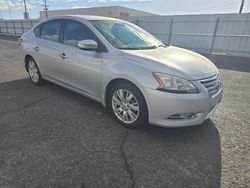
[46,15,122,21]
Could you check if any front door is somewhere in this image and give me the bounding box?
[58,20,104,99]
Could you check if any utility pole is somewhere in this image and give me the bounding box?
[42,0,49,19]
[23,0,28,19]
[239,0,245,13]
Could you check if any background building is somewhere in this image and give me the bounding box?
[39,6,155,19]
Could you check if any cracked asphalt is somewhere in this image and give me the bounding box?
[0,36,249,188]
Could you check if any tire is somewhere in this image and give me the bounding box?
[26,58,44,85]
[108,82,148,128]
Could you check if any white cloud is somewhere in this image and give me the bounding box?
[87,0,107,2]
[72,5,89,9]
[0,0,150,11]
[111,0,151,2]
[0,0,32,10]
[87,0,151,2]
[42,0,151,4]
[48,0,78,2]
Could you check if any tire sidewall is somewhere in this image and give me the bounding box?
[108,82,148,128]
[27,58,43,85]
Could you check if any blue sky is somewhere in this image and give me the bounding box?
[0,0,250,19]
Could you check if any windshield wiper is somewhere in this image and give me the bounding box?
[118,45,167,50]
[145,44,168,49]
[157,44,168,48]
[117,47,137,50]
[118,47,153,50]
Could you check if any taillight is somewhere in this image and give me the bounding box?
[18,37,22,46]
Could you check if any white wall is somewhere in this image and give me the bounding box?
[124,13,250,57]
[0,19,40,36]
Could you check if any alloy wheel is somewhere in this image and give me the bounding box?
[28,60,39,83]
[111,89,140,124]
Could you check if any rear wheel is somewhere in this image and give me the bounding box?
[27,58,44,85]
[108,82,148,128]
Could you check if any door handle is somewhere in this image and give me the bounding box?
[59,53,68,59]
[33,46,39,52]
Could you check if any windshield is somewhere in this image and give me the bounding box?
[90,20,165,50]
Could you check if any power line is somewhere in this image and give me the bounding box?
[179,2,239,14]
[171,0,241,14]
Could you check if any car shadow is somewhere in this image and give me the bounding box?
[128,120,221,187]
[0,78,221,188]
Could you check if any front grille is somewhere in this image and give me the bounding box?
[199,74,221,96]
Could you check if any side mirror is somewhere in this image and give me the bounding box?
[78,39,98,50]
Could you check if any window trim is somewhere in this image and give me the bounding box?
[33,23,43,37]
[61,19,108,52]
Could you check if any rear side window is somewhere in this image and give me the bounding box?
[40,20,61,42]
[63,20,97,47]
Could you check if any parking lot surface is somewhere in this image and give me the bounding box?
[0,37,249,188]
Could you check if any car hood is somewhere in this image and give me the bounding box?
[122,46,218,80]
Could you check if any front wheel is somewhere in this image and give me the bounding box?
[108,82,148,128]
[27,58,44,85]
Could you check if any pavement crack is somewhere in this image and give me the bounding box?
[23,96,51,109]
[1,96,51,115]
[120,129,135,188]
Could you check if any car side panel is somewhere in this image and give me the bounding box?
[57,43,103,99]
[32,38,63,80]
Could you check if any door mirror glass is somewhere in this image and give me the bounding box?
[78,40,98,50]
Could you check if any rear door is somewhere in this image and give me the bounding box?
[33,19,63,80]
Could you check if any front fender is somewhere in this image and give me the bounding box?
[100,59,159,106]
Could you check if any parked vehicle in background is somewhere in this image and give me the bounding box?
[19,15,223,128]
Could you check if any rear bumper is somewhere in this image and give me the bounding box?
[143,86,223,128]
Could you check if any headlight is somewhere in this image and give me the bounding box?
[153,72,199,93]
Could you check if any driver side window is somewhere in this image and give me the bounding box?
[63,20,98,47]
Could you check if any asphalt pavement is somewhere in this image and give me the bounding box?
[0,36,249,188]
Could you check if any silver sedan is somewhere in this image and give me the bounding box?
[20,15,223,128]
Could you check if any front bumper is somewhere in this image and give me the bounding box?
[143,86,223,128]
